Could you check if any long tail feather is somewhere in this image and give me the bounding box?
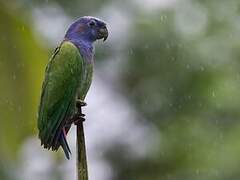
[60,132,71,159]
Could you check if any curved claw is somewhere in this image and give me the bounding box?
[66,113,85,126]
[76,100,87,108]
[74,116,85,125]
[80,113,86,117]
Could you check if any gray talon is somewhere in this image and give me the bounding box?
[76,100,87,108]
[74,117,85,125]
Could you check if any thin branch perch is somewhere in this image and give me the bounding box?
[76,107,88,180]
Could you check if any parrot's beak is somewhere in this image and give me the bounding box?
[97,26,108,41]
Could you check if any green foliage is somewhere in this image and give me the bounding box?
[115,1,240,179]
[24,0,112,17]
[1,0,240,180]
[0,3,47,159]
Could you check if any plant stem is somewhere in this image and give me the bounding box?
[76,119,88,180]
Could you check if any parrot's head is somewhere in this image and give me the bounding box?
[65,16,108,43]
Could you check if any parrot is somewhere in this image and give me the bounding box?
[37,16,108,159]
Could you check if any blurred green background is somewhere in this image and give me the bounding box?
[1,0,240,179]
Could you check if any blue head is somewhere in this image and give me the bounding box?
[65,16,108,44]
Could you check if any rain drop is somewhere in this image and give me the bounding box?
[200,66,205,71]
[13,73,16,80]
[18,106,22,112]
[169,87,173,92]
[144,44,149,49]
[129,49,133,55]
[212,91,216,98]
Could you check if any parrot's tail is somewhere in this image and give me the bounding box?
[59,130,71,159]
[39,124,72,159]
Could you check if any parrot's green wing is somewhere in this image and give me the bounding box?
[38,41,82,158]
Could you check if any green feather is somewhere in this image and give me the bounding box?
[38,41,83,152]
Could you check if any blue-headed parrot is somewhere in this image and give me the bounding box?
[38,16,108,159]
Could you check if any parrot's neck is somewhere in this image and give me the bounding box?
[65,38,94,64]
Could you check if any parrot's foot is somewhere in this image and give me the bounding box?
[76,99,87,108]
[69,99,87,125]
[73,118,85,125]
[66,113,85,126]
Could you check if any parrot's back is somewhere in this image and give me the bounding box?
[38,41,83,159]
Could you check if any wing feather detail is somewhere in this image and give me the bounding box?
[38,41,83,152]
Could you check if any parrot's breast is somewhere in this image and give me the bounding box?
[77,60,93,100]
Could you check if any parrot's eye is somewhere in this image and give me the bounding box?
[88,20,96,27]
